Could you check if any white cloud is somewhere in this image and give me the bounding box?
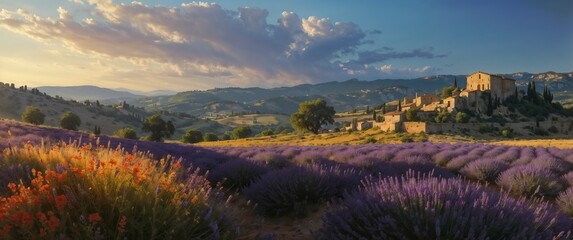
[68,0,85,4]
[0,1,446,88]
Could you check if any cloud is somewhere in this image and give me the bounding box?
[0,1,446,87]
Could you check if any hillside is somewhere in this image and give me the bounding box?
[128,77,460,116]
[0,84,228,138]
[38,85,144,102]
[127,71,573,117]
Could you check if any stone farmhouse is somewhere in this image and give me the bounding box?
[365,71,519,132]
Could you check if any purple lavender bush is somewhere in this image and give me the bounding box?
[530,156,572,174]
[208,159,271,191]
[318,172,571,239]
[557,187,573,216]
[251,152,291,169]
[445,155,477,172]
[497,165,565,198]
[293,150,329,165]
[432,150,458,166]
[460,158,509,183]
[243,165,362,217]
[562,171,573,187]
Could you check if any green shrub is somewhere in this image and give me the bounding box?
[500,128,513,138]
[60,111,81,131]
[401,134,414,143]
[364,137,377,144]
[455,112,470,123]
[232,126,252,139]
[21,106,45,125]
[114,128,138,140]
[203,132,218,142]
[181,129,203,143]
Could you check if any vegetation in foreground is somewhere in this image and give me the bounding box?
[0,142,233,239]
[1,119,573,239]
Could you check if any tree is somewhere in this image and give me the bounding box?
[21,106,45,125]
[114,128,138,139]
[93,125,101,135]
[232,126,252,139]
[181,129,203,143]
[405,108,419,121]
[142,114,175,142]
[60,111,81,130]
[290,99,335,134]
[455,112,470,123]
[543,85,553,104]
[372,111,377,122]
[453,78,458,89]
[435,110,451,123]
[442,86,455,99]
[203,132,218,142]
[259,129,274,136]
[397,101,402,112]
[220,133,231,141]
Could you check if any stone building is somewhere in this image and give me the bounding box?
[466,71,515,101]
[372,71,517,133]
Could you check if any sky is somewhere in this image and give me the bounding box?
[0,0,571,92]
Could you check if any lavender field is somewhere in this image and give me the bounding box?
[1,119,573,239]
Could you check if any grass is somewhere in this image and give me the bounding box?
[215,114,290,128]
[197,128,467,147]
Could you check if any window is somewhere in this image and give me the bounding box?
[478,74,481,79]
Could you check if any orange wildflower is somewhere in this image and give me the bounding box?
[117,215,127,233]
[45,171,57,182]
[55,195,67,211]
[88,213,102,223]
[173,161,182,169]
[37,212,47,223]
[7,183,16,193]
[21,211,33,226]
[191,196,199,204]
[132,166,140,175]
[57,171,68,183]
[47,215,59,231]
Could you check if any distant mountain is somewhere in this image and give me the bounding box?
[113,88,177,97]
[38,85,144,102]
[128,75,465,116]
[127,71,573,117]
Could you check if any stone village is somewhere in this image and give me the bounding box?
[347,71,572,135]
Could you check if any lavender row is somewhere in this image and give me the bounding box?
[4,120,573,221]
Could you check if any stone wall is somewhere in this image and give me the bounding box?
[402,122,428,133]
[394,120,573,135]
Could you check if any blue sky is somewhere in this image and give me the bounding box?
[0,0,571,91]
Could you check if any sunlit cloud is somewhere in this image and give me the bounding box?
[0,1,446,88]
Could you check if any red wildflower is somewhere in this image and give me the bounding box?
[55,195,68,211]
[88,213,102,223]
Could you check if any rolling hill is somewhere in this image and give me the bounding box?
[0,84,229,138]
[126,71,573,117]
